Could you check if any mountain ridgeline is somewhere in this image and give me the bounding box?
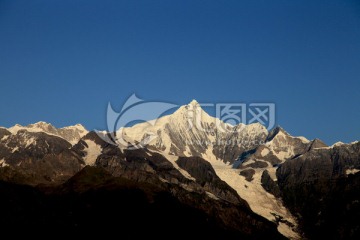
[0,100,359,239]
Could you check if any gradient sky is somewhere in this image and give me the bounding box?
[1,0,360,144]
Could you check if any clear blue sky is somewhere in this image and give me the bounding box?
[1,0,360,144]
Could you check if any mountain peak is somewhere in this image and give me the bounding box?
[62,123,87,132]
[309,138,328,149]
[266,126,289,142]
[189,99,199,106]
[29,121,53,128]
[174,99,204,116]
[34,121,50,125]
[6,122,88,145]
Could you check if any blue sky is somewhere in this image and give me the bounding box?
[1,0,360,144]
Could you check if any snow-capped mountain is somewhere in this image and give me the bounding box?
[7,121,88,145]
[1,100,360,239]
[121,100,268,163]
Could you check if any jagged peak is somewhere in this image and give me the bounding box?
[27,121,54,128]
[174,99,205,116]
[266,126,289,141]
[173,101,270,131]
[309,138,328,149]
[248,122,265,128]
[189,99,200,106]
[275,126,289,134]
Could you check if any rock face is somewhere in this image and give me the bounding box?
[176,156,244,204]
[277,141,360,185]
[0,128,84,185]
[276,141,360,239]
[240,168,256,182]
[261,169,281,198]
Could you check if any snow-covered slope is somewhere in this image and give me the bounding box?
[82,139,102,165]
[207,159,299,239]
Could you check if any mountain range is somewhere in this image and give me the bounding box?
[1,100,359,239]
